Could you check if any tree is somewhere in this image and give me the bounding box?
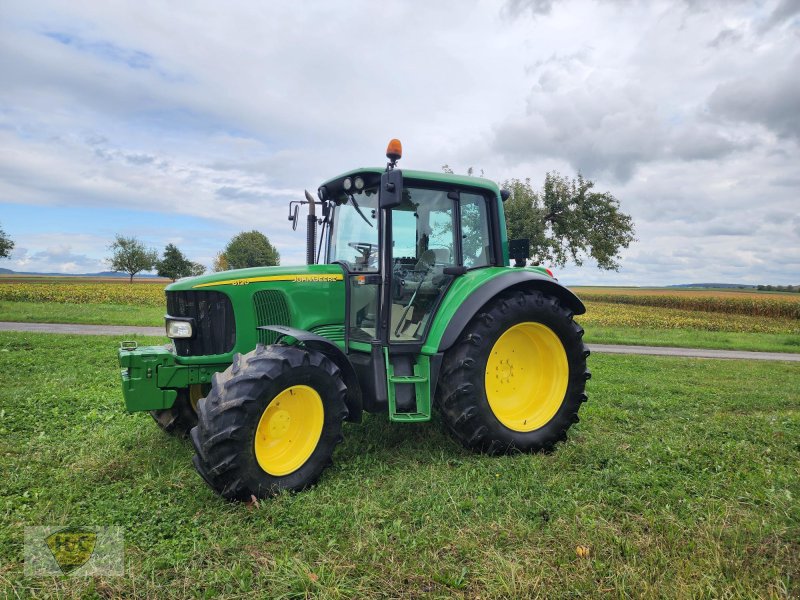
[156,243,194,281]
[0,223,14,259]
[189,262,206,277]
[220,231,280,270]
[212,252,229,272]
[504,172,635,270]
[108,235,158,282]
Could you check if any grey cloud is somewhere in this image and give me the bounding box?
[709,54,800,141]
[771,176,800,187]
[708,27,742,48]
[125,153,155,165]
[758,0,800,33]
[764,210,795,224]
[492,87,749,181]
[667,127,752,161]
[702,223,756,236]
[503,0,555,18]
[215,186,270,202]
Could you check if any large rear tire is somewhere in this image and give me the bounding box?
[437,289,590,454]
[190,344,348,501]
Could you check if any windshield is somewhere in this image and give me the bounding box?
[328,190,379,271]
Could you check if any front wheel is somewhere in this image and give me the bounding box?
[437,289,590,454]
[190,344,348,501]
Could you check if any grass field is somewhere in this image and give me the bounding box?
[1,332,798,598]
[0,301,165,327]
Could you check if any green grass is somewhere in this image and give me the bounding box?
[1,332,797,598]
[0,301,164,327]
[585,325,800,354]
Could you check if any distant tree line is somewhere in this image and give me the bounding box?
[108,235,206,282]
[108,230,280,281]
[757,284,799,293]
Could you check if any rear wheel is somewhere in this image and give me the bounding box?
[437,289,590,453]
[190,344,348,501]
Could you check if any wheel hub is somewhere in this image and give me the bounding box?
[254,385,324,476]
[266,409,291,438]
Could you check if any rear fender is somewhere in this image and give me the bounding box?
[434,271,586,352]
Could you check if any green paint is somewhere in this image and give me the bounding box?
[385,349,431,422]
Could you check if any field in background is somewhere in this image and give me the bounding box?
[576,287,800,319]
[1,332,797,598]
[0,280,798,353]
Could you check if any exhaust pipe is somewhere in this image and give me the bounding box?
[304,190,317,265]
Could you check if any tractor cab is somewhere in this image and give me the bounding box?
[295,141,512,420]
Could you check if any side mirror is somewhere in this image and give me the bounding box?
[288,204,299,230]
[379,169,403,209]
[508,238,530,266]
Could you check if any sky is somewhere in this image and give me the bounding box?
[0,0,798,286]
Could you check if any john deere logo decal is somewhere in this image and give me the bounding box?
[45,527,97,574]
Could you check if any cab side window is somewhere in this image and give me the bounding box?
[460,192,492,268]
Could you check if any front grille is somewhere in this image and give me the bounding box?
[254,290,291,345]
[166,290,235,356]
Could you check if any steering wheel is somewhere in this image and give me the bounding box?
[348,242,378,266]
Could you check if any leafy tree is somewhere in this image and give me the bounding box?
[0,223,14,259]
[108,235,158,282]
[189,262,206,277]
[155,243,194,281]
[212,252,229,272]
[504,172,635,270]
[221,231,280,270]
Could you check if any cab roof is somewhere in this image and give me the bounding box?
[319,167,501,197]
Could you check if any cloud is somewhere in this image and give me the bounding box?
[708,54,800,141]
[758,0,800,32]
[4,235,110,273]
[503,0,556,18]
[708,27,743,48]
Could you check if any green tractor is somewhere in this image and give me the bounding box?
[118,140,590,501]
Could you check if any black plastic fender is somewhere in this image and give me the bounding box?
[258,325,363,423]
[437,271,586,352]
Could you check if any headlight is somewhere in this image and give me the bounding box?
[343,177,352,191]
[166,318,193,339]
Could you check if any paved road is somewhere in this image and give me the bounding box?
[1,321,799,362]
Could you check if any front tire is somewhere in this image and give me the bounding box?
[437,289,590,454]
[190,344,348,501]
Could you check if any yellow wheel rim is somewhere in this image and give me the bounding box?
[254,385,324,476]
[189,384,204,413]
[485,322,569,432]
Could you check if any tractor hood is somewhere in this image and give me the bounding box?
[165,264,345,292]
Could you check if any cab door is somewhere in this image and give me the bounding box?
[386,187,459,343]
